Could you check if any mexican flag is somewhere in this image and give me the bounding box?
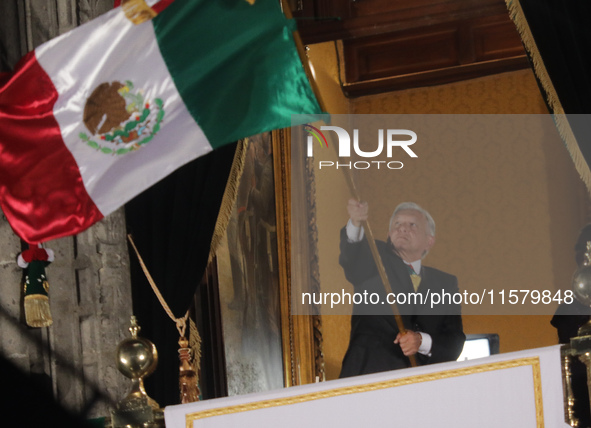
[0,0,321,244]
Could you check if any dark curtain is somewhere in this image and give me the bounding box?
[517,0,591,114]
[515,0,591,163]
[125,142,237,406]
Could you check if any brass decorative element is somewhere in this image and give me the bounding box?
[567,240,591,427]
[561,345,579,427]
[579,351,591,426]
[573,242,591,312]
[178,337,200,404]
[572,239,591,324]
[185,357,544,428]
[111,316,163,428]
[121,0,157,25]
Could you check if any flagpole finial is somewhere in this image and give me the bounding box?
[121,0,157,25]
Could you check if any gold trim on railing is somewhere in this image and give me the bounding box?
[185,357,544,428]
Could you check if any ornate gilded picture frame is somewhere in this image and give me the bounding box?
[213,129,323,395]
[273,128,324,386]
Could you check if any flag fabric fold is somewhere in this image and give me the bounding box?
[0,0,321,244]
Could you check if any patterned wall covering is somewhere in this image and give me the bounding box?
[352,69,548,114]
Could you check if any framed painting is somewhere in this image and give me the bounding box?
[213,129,324,396]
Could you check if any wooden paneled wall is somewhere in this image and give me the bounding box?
[294,0,529,96]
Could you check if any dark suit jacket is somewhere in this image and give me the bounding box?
[339,227,465,378]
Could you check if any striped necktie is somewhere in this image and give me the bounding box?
[406,264,421,291]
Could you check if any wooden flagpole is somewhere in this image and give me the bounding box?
[280,0,416,367]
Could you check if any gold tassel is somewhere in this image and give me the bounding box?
[189,318,202,379]
[128,235,202,403]
[178,337,200,404]
[24,294,53,328]
[209,139,249,263]
[19,246,54,328]
[121,0,157,25]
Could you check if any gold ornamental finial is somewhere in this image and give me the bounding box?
[111,316,162,427]
[584,241,591,266]
[121,0,157,25]
[129,315,140,338]
[178,336,200,403]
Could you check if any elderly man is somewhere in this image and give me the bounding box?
[339,199,465,378]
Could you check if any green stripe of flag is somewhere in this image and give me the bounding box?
[153,0,321,147]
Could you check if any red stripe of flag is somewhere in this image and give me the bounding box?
[151,0,175,13]
[0,52,103,243]
[113,0,175,14]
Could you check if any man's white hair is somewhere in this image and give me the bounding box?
[389,202,436,237]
